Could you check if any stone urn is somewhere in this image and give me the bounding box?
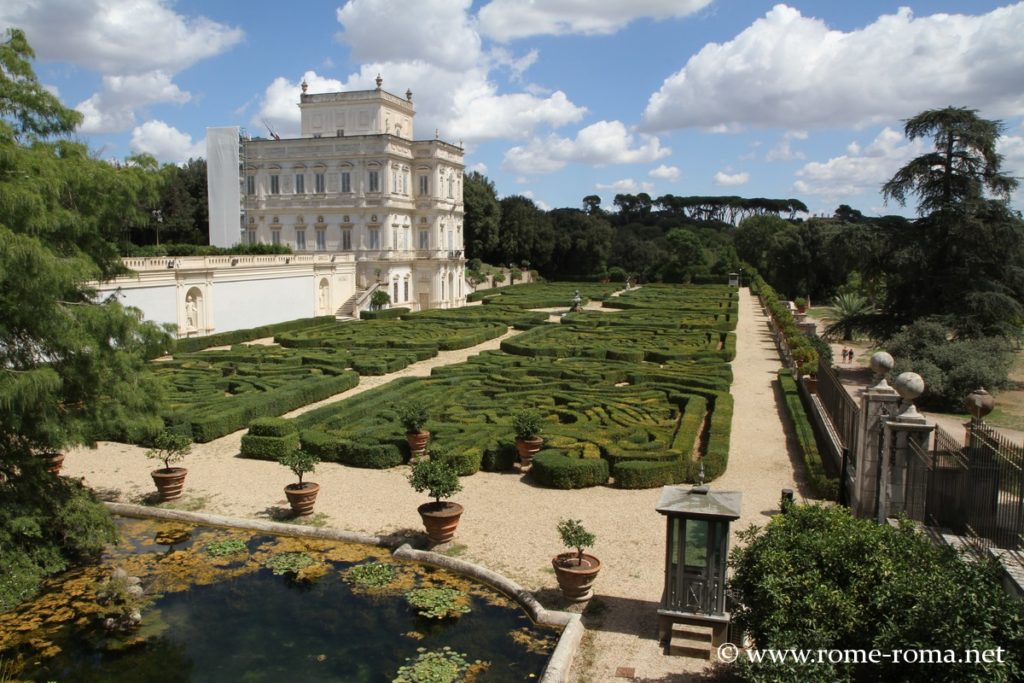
[151,467,188,502]
[284,482,320,516]
[515,437,544,468]
[406,430,430,458]
[417,501,464,544]
[552,552,601,602]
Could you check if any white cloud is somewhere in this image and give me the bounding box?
[468,162,489,174]
[503,120,670,175]
[999,132,1024,204]
[0,0,243,74]
[76,71,191,134]
[254,71,344,138]
[0,1,242,135]
[478,0,712,41]
[129,120,205,163]
[765,130,808,162]
[649,164,680,181]
[793,127,922,199]
[642,4,1024,131]
[713,171,749,187]
[596,178,654,194]
[336,0,481,70]
[521,190,551,211]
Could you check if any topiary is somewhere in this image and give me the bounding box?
[408,458,462,504]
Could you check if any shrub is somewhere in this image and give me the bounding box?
[144,430,192,470]
[556,519,595,565]
[511,408,543,440]
[614,460,678,489]
[359,307,409,320]
[887,319,1013,410]
[240,431,300,460]
[430,445,482,476]
[531,450,609,488]
[370,289,391,309]
[279,449,318,486]
[398,403,429,433]
[408,458,462,504]
[607,266,628,282]
[247,417,298,437]
[730,504,1024,683]
[481,444,517,472]
[777,369,837,499]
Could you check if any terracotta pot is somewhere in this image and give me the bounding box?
[151,467,188,501]
[41,452,65,475]
[406,430,430,457]
[285,482,320,516]
[515,436,544,467]
[417,501,464,544]
[552,552,601,602]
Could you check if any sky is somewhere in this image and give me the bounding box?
[3,0,1024,218]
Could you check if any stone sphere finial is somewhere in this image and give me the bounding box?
[965,387,995,421]
[894,371,925,419]
[869,351,894,388]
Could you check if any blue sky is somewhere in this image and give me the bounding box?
[3,0,1023,218]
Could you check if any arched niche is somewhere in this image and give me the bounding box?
[183,287,204,336]
[316,278,331,315]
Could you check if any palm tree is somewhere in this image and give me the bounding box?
[823,292,876,341]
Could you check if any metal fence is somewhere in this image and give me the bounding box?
[814,359,860,463]
[905,423,1024,551]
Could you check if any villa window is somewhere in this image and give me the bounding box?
[404,280,409,302]
[447,175,453,199]
[341,172,351,193]
[246,175,255,195]
[419,175,428,196]
[295,173,305,194]
[295,230,306,251]
[271,230,280,245]
[392,169,398,193]
[368,171,380,193]
[394,281,400,302]
[315,173,326,194]
[246,228,257,244]
[270,174,280,195]
[369,228,380,249]
[419,230,429,250]
[342,229,352,250]
[316,229,326,251]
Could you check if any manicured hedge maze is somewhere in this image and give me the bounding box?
[152,317,511,442]
[156,345,359,442]
[602,283,737,312]
[402,304,549,330]
[288,351,733,489]
[499,324,736,363]
[467,282,623,308]
[275,319,507,354]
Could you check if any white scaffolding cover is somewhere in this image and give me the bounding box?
[206,127,242,248]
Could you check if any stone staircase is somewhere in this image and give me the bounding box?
[335,286,366,320]
[667,621,715,660]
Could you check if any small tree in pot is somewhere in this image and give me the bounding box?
[279,449,320,516]
[398,403,430,459]
[409,457,463,545]
[552,518,601,602]
[146,430,192,501]
[511,408,544,468]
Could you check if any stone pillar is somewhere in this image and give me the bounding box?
[878,372,934,523]
[851,352,901,519]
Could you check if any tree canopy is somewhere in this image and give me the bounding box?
[0,28,171,610]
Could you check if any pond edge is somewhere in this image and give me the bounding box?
[104,502,582,683]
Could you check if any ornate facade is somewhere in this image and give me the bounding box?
[208,76,466,314]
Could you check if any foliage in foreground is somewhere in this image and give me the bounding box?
[1,28,171,610]
[729,504,1024,683]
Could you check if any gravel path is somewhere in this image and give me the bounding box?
[64,288,805,682]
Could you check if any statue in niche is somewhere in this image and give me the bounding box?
[318,284,329,313]
[185,295,197,331]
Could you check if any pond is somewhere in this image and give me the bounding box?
[0,518,557,682]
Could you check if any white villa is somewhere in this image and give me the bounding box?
[94,77,467,338]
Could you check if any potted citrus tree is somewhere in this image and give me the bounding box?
[279,449,320,516]
[146,430,192,501]
[398,403,430,458]
[512,408,544,468]
[552,518,601,602]
[409,457,463,544]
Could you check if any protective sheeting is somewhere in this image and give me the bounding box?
[206,127,242,247]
